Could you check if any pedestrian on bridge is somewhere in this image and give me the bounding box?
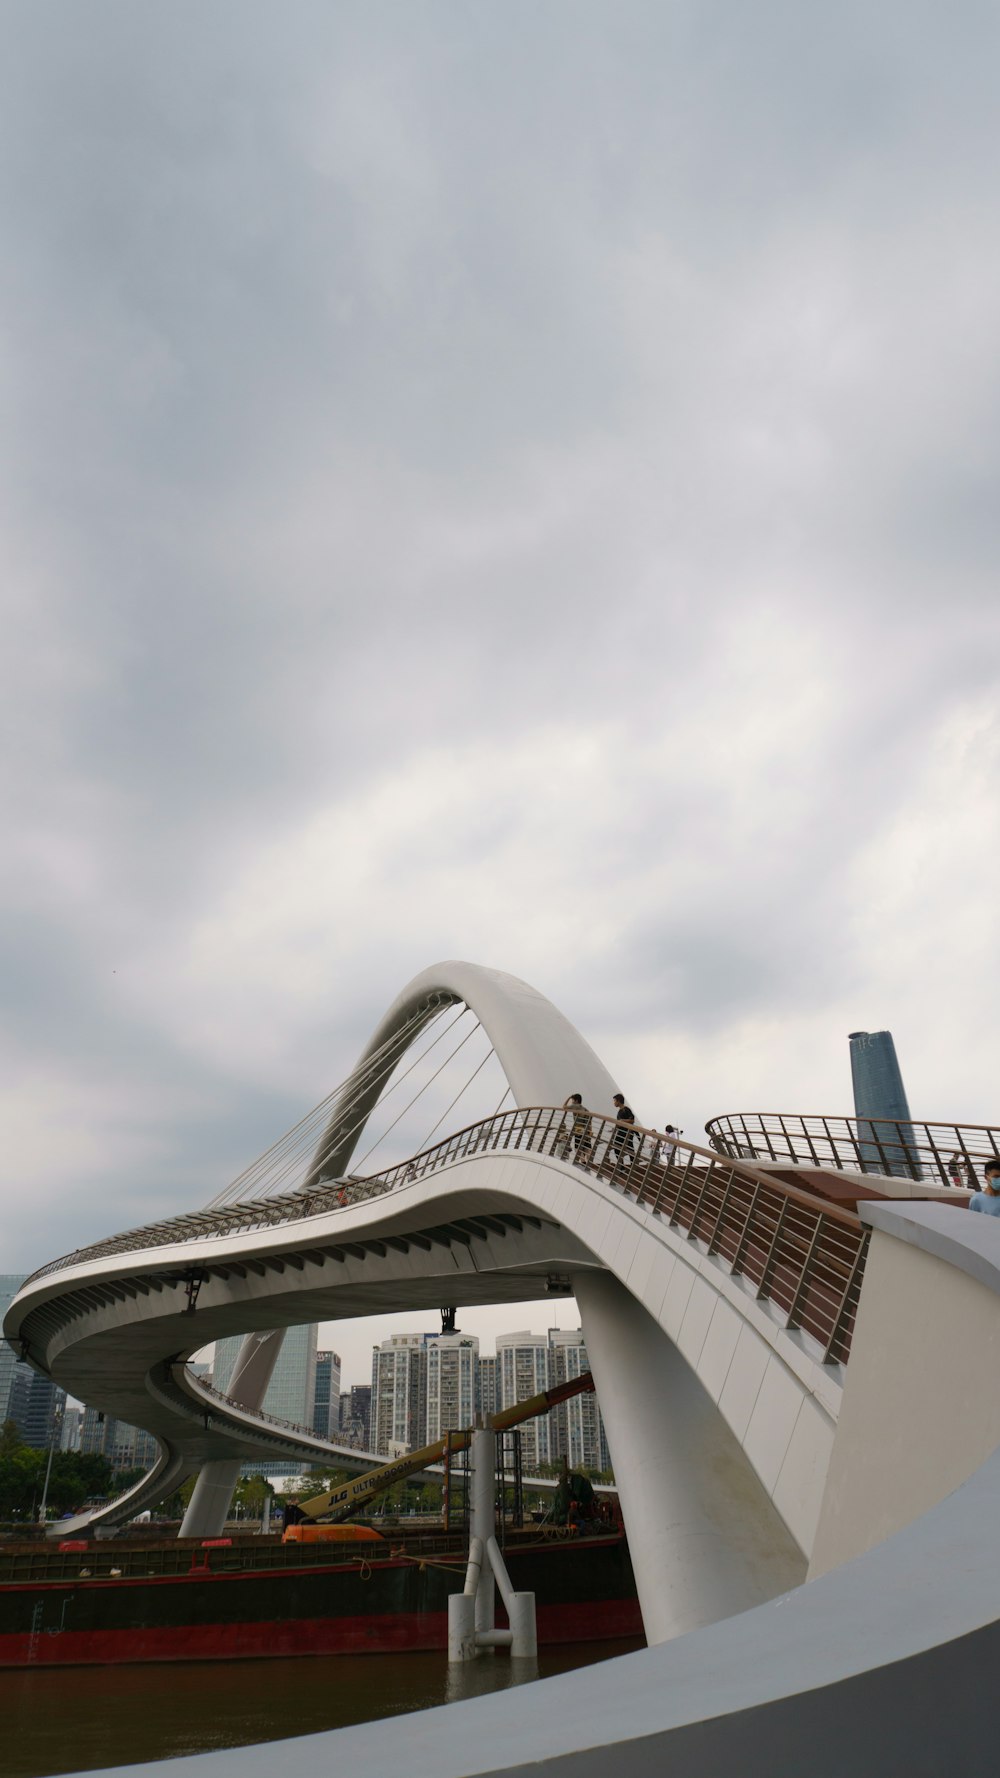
[968,1160,1000,1214]
[558,1094,594,1165]
[657,1126,680,1167]
[611,1094,637,1169]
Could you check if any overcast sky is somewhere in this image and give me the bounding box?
[2,4,998,1388]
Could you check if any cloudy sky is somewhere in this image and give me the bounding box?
[3,4,998,1386]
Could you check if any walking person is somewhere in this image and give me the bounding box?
[657,1125,681,1168]
[610,1094,637,1170]
[968,1160,1000,1214]
[557,1094,594,1166]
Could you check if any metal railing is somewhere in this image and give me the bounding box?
[22,1107,870,1366]
[183,1373,349,1451]
[706,1111,1000,1189]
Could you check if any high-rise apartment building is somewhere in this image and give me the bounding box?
[338,1385,372,1448]
[312,1350,342,1439]
[546,1329,608,1473]
[371,1335,427,1455]
[425,1334,478,1443]
[364,1327,611,1472]
[496,1333,552,1468]
[848,1030,920,1178]
[478,1355,498,1420]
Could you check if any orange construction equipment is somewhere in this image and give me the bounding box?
[282,1522,384,1545]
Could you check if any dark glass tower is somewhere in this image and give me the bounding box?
[848,1030,920,1178]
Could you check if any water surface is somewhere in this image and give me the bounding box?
[3,1639,645,1777]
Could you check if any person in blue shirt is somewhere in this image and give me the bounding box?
[968,1160,1000,1214]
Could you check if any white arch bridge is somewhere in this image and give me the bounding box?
[8,961,1000,1776]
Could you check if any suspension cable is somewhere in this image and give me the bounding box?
[414,1042,498,1151]
[305,1003,469,1184]
[206,1000,447,1208]
[211,1002,434,1206]
[352,1017,483,1174]
[249,1002,463,1202]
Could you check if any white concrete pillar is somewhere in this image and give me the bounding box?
[447,1593,477,1662]
[572,1270,804,1647]
[487,1536,536,1658]
[179,1329,286,1539]
[179,1458,243,1540]
[470,1427,496,1642]
[506,1591,538,1660]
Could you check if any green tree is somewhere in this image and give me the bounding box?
[0,1445,43,1518]
[233,1474,274,1519]
[0,1419,24,1460]
[108,1465,150,1497]
[0,1432,115,1520]
[44,1451,114,1514]
[151,1474,196,1519]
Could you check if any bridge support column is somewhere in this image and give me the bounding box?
[572,1270,804,1647]
[179,1329,286,1539]
[179,1458,243,1540]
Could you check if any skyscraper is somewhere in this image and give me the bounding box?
[848,1030,920,1178]
[496,1333,551,1468]
[60,1405,84,1452]
[425,1334,478,1442]
[478,1355,498,1420]
[312,1350,342,1439]
[0,1275,26,1425]
[364,1326,611,1472]
[341,1379,373,1450]
[371,1334,427,1455]
[213,1325,320,1477]
[213,1325,319,1428]
[1,1275,64,1448]
[547,1329,608,1473]
[338,1385,372,1448]
[80,1408,158,1471]
[7,1368,64,1451]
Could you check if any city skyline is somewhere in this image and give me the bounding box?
[202,1308,590,1407]
[368,1324,608,1471]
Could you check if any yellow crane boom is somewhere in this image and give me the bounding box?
[294,1371,596,1523]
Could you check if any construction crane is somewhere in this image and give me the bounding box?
[289,1371,597,1524]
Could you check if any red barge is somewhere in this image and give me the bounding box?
[0,1526,641,1668]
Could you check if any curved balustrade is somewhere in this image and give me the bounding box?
[707,1111,1000,1188]
[184,1371,335,1448]
[24,1107,869,1367]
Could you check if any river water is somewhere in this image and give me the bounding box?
[2,1639,644,1777]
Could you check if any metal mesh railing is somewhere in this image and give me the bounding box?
[706,1111,1000,1189]
[22,1107,870,1365]
[184,1373,349,1450]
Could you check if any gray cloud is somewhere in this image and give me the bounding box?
[2,5,999,1360]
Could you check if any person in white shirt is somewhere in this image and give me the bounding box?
[657,1125,680,1167]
